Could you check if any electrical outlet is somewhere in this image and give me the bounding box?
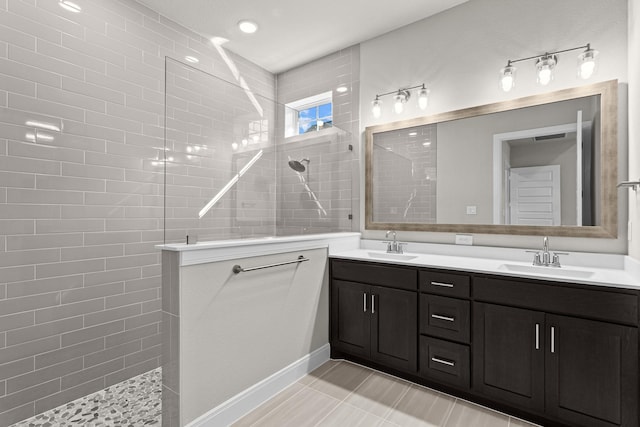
[466,205,477,215]
[455,234,473,245]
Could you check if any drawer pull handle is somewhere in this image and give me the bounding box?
[431,357,455,367]
[535,323,540,350]
[371,294,376,314]
[363,293,367,313]
[551,326,556,353]
[431,314,455,322]
[431,281,454,288]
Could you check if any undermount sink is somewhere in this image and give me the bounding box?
[498,263,595,279]
[366,251,418,261]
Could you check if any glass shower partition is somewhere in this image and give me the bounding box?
[163,58,354,244]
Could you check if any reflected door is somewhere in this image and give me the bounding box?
[509,165,561,225]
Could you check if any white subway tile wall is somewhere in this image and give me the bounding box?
[0,0,275,425]
[276,46,360,234]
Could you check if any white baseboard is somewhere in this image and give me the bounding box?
[186,344,331,427]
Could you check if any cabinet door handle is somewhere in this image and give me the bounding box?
[550,326,556,353]
[535,323,540,350]
[363,293,367,312]
[431,281,454,288]
[371,294,376,314]
[431,357,455,367]
[431,314,455,322]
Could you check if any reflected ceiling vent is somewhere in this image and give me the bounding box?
[534,133,566,141]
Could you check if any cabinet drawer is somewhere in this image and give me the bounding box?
[420,270,470,298]
[332,259,417,291]
[420,336,470,389]
[420,294,470,343]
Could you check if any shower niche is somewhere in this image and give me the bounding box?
[163,58,355,244]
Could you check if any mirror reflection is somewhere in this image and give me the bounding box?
[366,80,617,238]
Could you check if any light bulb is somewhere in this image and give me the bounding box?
[394,91,407,114]
[536,55,557,86]
[394,96,404,114]
[372,97,382,118]
[418,86,429,110]
[231,141,239,151]
[538,68,552,85]
[578,47,598,79]
[499,62,516,92]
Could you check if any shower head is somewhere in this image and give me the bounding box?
[288,158,309,173]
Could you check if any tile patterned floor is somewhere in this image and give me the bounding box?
[232,360,541,427]
[9,368,162,427]
[8,361,541,427]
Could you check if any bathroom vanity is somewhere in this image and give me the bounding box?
[329,253,640,427]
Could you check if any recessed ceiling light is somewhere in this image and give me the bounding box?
[336,86,348,93]
[59,0,81,13]
[184,56,199,64]
[238,20,258,34]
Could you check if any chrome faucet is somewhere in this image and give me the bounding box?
[527,236,568,267]
[383,230,407,254]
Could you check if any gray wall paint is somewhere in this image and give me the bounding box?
[0,0,274,424]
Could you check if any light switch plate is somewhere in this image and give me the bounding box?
[455,234,473,245]
[466,205,477,215]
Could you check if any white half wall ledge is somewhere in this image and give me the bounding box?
[157,232,361,266]
[186,344,331,427]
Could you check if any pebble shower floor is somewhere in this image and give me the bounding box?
[9,368,162,427]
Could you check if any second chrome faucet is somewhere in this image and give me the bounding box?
[527,236,568,267]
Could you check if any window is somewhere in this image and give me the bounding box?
[285,91,333,138]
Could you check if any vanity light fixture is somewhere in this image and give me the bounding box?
[499,44,597,92]
[371,83,428,118]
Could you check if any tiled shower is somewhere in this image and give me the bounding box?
[0,0,359,425]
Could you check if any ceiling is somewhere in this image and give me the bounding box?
[136,0,468,74]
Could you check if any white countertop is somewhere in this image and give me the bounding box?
[331,240,640,291]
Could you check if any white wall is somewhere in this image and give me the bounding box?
[179,248,329,425]
[629,0,640,260]
[360,0,629,253]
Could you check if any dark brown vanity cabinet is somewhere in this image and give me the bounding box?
[330,258,640,427]
[474,277,639,427]
[330,260,418,373]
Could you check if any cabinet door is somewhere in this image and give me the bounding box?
[473,303,545,411]
[371,285,418,372]
[546,314,638,427]
[331,280,370,358]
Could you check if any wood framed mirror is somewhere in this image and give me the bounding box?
[365,80,618,237]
